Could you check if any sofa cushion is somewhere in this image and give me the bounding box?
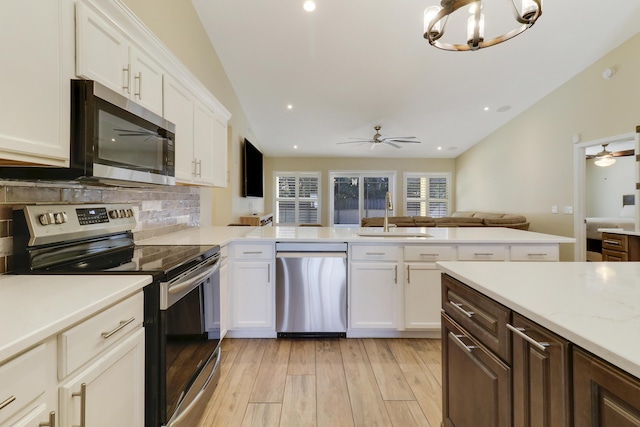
[472,212,506,219]
[482,215,527,226]
[412,216,436,226]
[451,211,476,218]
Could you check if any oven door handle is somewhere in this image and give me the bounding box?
[168,262,219,295]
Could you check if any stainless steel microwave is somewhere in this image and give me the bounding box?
[0,80,176,186]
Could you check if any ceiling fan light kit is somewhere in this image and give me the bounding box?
[594,144,616,167]
[424,0,542,51]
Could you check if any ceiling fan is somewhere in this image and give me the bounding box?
[337,125,422,149]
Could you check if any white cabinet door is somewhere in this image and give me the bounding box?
[219,252,229,338]
[130,45,164,116]
[349,262,399,329]
[405,263,441,330]
[0,0,72,166]
[58,329,144,427]
[212,110,229,187]
[231,261,274,329]
[193,100,216,185]
[163,76,195,182]
[76,2,129,96]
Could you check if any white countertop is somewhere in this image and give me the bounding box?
[437,261,640,379]
[598,228,640,237]
[139,225,575,246]
[0,274,151,364]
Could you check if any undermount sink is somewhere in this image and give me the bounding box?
[357,231,432,238]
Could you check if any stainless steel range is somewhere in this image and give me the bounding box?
[12,203,221,427]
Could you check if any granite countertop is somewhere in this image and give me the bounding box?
[437,261,640,379]
[139,225,575,246]
[0,275,152,364]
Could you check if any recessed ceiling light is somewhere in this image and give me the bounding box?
[287,104,293,109]
[303,1,316,12]
[483,106,490,111]
[294,145,298,149]
[437,146,442,150]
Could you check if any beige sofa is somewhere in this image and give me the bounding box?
[361,211,529,230]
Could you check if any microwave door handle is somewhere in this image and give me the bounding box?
[168,263,219,295]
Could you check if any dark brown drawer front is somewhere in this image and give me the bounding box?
[602,249,629,262]
[602,233,628,252]
[442,274,511,363]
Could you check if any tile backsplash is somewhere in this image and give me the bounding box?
[0,180,200,273]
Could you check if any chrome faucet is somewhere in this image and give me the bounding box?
[383,191,393,232]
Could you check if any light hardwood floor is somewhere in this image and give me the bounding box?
[198,338,442,427]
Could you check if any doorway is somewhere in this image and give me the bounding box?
[573,131,638,261]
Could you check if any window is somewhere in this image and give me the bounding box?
[274,172,320,225]
[330,172,396,226]
[404,173,451,217]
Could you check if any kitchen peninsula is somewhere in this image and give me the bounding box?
[140,225,575,338]
[438,261,640,426]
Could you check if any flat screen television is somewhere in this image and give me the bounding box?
[242,138,264,198]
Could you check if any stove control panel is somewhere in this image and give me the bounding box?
[15,203,137,246]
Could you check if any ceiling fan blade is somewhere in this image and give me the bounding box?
[370,143,376,150]
[379,136,416,141]
[384,141,401,149]
[387,139,422,143]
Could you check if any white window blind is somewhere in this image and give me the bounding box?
[405,173,450,218]
[275,172,320,225]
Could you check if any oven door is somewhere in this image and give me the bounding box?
[160,256,221,426]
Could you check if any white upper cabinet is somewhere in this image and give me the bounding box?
[0,0,74,166]
[163,76,195,182]
[76,2,164,116]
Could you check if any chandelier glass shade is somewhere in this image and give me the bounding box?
[594,144,616,167]
[424,0,542,51]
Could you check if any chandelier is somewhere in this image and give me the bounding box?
[424,0,542,51]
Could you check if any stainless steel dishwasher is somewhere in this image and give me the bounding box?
[276,242,348,337]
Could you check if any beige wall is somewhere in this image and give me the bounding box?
[123,0,264,226]
[264,157,456,226]
[456,33,640,261]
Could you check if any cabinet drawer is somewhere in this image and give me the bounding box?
[0,343,48,425]
[350,244,400,261]
[602,233,628,252]
[510,244,559,261]
[457,245,507,261]
[404,245,454,261]
[602,249,628,262]
[442,274,511,362]
[231,243,274,260]
[58,292,143,378]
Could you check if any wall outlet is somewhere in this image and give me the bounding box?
[551,205,558,214]
[563,206,573,215]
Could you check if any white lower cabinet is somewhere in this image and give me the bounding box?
[349,244,401,330]
[229,243,275,333]
[0,291,145,427]
[58,328,145,427]
[219,246,229,338]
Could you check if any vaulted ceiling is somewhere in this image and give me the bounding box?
[192,0,640,158]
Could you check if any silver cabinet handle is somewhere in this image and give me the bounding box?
[39,411,56,427]
[394,265,397,284]
[603,239,621,246]
[72,383,87,427]
[243,251,263,255]
[268,264,271,283]
[526,253,548,257]
[419,253,439,257]
[449,332,477,353]
[507,324,549,352]
[101,317,135,339]
[134,71,142,99]
[449,301,474,318]
[473,252,494,256]
[0,395,16,411]
[196,159,202,177]
[122,65,130,94]
[365,252,386,255]
[407,265,411,284]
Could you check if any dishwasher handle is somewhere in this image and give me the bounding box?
[276,251,346,258]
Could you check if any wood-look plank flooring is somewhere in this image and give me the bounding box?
[198,338,442,427]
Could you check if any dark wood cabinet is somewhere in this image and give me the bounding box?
[573,347,640,427]
[602,232,640,261]
[511,313,572,427]
[442,313,511,427]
